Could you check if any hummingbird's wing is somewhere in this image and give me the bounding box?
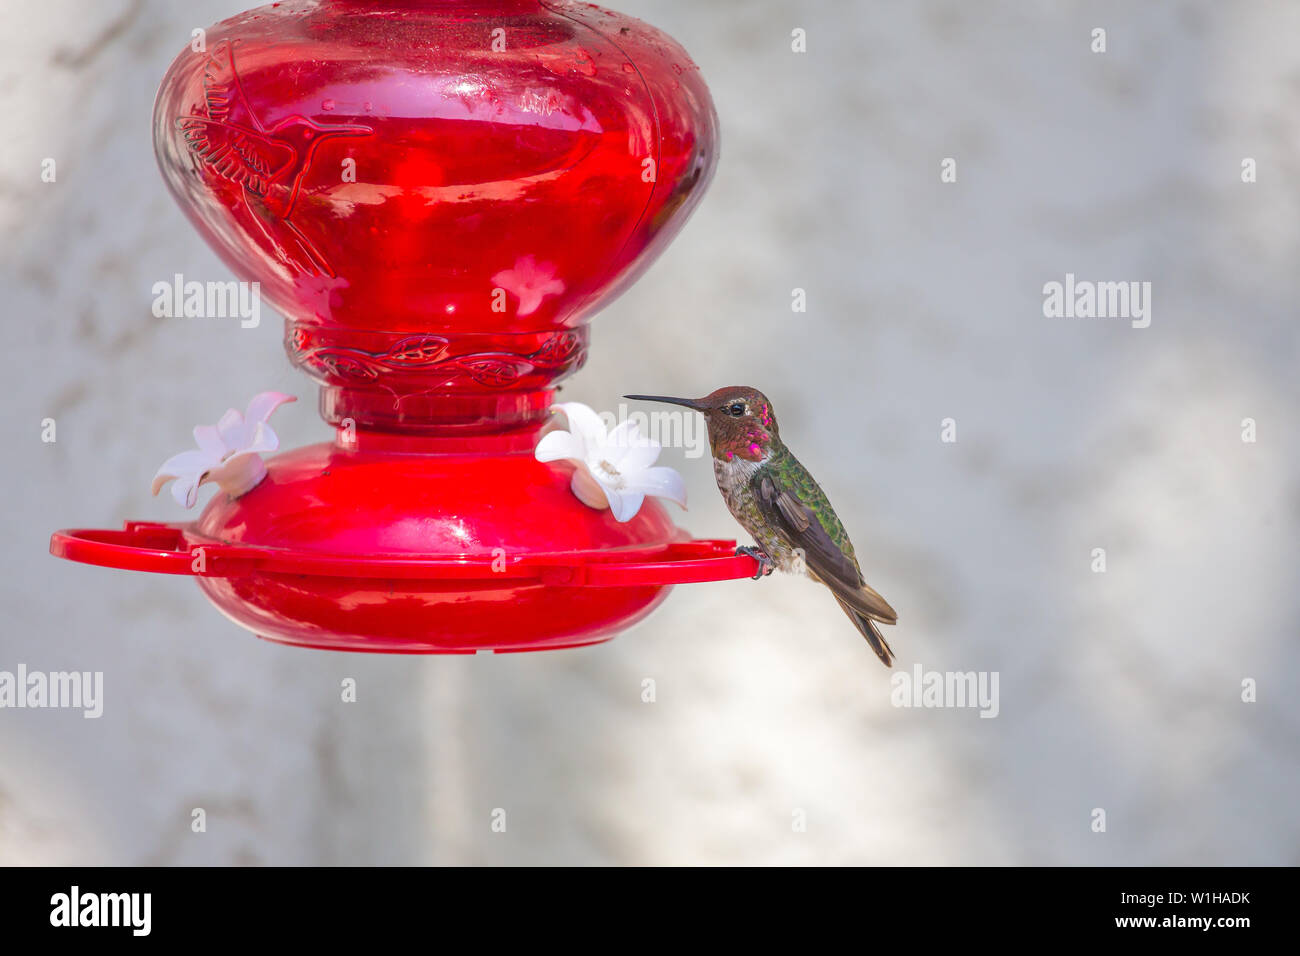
[758,476,897,624]
[175,118,292,196]
[175,38,291,195]
[197,40,265,133]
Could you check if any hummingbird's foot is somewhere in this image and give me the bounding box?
[735,545,775,580]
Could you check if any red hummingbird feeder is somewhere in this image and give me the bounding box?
[49,0,759,653]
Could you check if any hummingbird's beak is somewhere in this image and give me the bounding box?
[624,394,706,411]
[318,125,373,139]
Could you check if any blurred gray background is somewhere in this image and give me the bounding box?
[2,0,1297,865]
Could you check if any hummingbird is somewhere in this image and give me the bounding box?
[625,387,899,666]
[174,39,372,278]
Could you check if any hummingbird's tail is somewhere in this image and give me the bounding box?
[834,596,895,667]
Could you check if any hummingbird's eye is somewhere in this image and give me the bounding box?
[728,402,746,417]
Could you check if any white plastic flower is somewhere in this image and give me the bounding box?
[151,392,296,508]
[535,402,687,522]
[491,254,565,316]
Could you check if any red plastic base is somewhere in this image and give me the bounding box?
[50,439,758,653]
